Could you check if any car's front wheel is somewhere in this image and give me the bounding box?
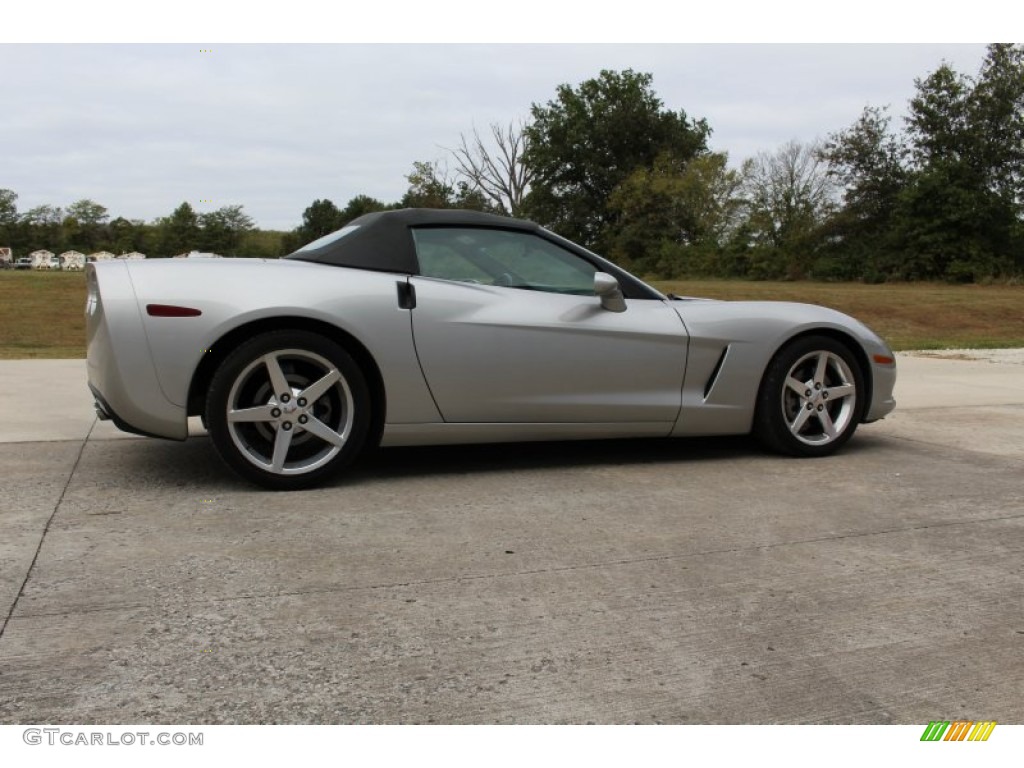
[205,331,371,490]
[754,335,866,457]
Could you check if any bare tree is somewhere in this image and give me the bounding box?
[448,121,534,216]
[739,139,839,278]
[744,139,838,248]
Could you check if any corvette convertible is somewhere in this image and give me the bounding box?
[86,208,896,489]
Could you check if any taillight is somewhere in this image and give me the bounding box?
[146,304,202,317]
[85,267,99,317]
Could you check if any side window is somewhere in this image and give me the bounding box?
[412,228,597,295]
[414,238,492,284]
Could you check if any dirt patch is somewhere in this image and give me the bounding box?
[903,349,1024,365]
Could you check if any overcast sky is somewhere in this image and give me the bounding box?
[0,42,992,231]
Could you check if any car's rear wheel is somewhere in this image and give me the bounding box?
[205,331,370,490]
[754,335,865,457]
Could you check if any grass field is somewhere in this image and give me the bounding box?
[1,271,1022,359]
[652,279,1024,351]
[1,272,88,358]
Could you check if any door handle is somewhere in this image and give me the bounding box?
[397,281,416,310]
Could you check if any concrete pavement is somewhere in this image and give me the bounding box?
[873,351,1024,461]
[0,360,203,444]
[0,353,1021,723]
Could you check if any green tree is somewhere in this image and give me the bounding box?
[62,199,110,252]
[157,202,201,256]
[892,163,1011,280]
[237,229,289,258]
[0,189,17,227]
[21,205,64,251]
[0,189,18,248]
[298,199,345,241]
[970,44,1024,208]
[338,194,389,223]
[282,196,390,253]
[906,63,973,168]
[401,160,456,208]
[199,205,256,255]
[400,160,491,211]
[816,44,1024,282]
[820,106,909,279]
[524,69,710,252]
[108,217,147,254]
[607,152,747,277]
[970,44,1024,274]
[896,46,1024,280]
[823,107,907,223]
[65,199,109,227]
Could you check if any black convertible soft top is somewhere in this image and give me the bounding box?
[284,209,540,274]
[284,208,661,300]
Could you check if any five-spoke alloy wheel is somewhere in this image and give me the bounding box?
[755,335,865,457]
[206,331,370,490]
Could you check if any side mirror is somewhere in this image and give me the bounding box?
[594,272,627,312]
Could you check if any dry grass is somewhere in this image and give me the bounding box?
[653,279,1024,351]
[0,272,88,358]
[1,271,1022,358]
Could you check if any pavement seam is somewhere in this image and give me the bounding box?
[9,508,1023,620]
[0,417,96,642]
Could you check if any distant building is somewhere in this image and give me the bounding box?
[0,247,12,267]
[173,250,223,258]
[29,250,56,269]
[89,251,117,262]
[118,251,147,260]
[60,250,86,271]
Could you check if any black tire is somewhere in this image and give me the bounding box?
[205,330,371,490]
[754,335,866,457]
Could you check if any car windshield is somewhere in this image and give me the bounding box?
[294,225,360,254]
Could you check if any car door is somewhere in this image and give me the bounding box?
[408,227,689,424]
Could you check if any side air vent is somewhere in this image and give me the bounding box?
[703,346,730,400]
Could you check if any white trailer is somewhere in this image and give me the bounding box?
[29,250,56,269]
[60,250,86,270]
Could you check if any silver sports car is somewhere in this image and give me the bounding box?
[86,208,897,490]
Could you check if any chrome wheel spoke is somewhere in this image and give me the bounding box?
[818,408,838,439]
[299,369,341,404]
[264,353,291,398]
[813,352,829,384]
[786,376,808,396]
[301,415,346,447]
[828,383,855,400]
[270,425,294,472]
[228,404,276,423]
[789,406,812,435]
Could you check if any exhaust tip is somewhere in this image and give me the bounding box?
[94,401,112,421]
